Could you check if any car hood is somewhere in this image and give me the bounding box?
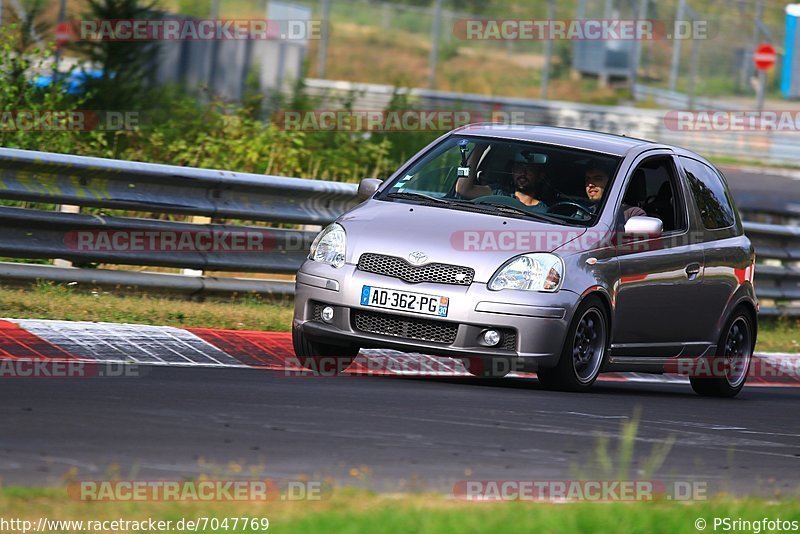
[339,199,589,283]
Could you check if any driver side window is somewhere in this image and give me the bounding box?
[621,157,686,233]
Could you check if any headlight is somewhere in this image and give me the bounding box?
[309,223,346,268]
[488,253,563,292]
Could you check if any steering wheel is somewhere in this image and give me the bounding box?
[548,201,594,218]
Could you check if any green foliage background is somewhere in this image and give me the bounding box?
[0,20,437,183]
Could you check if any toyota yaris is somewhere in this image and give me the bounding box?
[293,124,757,397]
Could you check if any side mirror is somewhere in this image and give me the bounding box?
[623,216,663,237]
[357,178,383,200]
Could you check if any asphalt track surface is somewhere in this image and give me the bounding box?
[1,166,799,496]
[2,366,799,495]
[722,165,800,216]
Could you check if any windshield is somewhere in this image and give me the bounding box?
[377,135,622,226]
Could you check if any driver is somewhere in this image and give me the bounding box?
[468,156,548,211]
[509,158,547,208]
[584,161,646,221]
[457,149,547,210]
[454,143,509,199]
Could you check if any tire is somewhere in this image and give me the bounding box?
[690,308,754,398]
[537,296,609,392]
[292,325,360,375]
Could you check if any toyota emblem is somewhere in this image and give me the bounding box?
[408,251,428,265]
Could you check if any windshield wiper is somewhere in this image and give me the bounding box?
[384,191,449,204]
[473,201,566,225]
[384,193,574,225]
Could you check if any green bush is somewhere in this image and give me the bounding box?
[0,25,85,153]
[0,23,418,183]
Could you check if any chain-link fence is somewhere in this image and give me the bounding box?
[11,0,790,105]
[307,0,784,103]
[631,0,785,98]
[291,0,785,104]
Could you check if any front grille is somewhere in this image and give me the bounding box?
[312,302,325,321]
[357,253,474,286]
[353,310,458,344]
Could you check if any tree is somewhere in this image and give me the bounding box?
[70,0,159,111]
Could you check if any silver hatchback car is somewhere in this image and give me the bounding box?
[293,124,758,397]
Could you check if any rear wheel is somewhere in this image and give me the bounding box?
[537,296,608,392]
[690,309,753,398]
[292,325,360,375]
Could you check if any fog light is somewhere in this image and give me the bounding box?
[482,329,501,346]
[321,306,335,323]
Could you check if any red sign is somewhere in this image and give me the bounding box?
[55,21,72,48]
[753,43,777,71]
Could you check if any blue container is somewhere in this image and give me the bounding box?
[781,4,800,98]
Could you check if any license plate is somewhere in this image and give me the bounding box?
[360,285,449,317]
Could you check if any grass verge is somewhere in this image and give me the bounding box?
[1,486,799,533]
[0,284,797,352]
[0,283,294,332]
[754,317,800,352]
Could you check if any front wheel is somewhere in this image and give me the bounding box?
[690,309,754,398]
[537,296,609,392]
[292,325,360,375]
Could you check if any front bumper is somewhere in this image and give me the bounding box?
[293,261,580,369]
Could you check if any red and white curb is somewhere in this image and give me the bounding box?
[0,319,798,387]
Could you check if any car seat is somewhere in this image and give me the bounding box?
[643,181,675,231]
[623,169,647,209]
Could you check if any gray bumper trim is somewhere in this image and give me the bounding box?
[475,301,566,319]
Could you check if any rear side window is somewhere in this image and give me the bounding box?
[680,157,736,230]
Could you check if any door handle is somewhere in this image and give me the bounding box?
[685,263,701,280]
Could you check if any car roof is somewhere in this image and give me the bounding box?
[452,123,656,157]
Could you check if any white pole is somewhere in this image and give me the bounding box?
[668,0,686,92]
[756,70,766,112]
[540,0,555,99]
[428,0,443,89]
[317,0,331,78]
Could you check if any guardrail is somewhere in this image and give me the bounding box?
[0,206,315,273]
[741,222,800,316]
[303,78,800,167]
[631,84,746,112]
[0,148,798,314]
[0,147,358,224]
